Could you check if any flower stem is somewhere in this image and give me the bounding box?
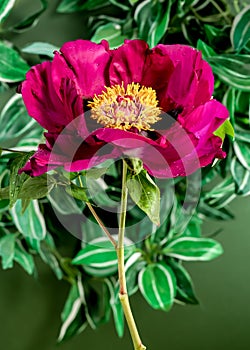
[117,159,146,350]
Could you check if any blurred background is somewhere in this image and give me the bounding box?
[1,1,250,349]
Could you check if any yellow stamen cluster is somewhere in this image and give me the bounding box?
[88,83,162,131]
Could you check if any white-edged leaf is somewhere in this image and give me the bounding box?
[163,237,223,261]
[105,278,124,337]
[234,140,250,170]
[0,234,16,269]
[138,262,176,311]
[14,244,35,275]
[231,5,250,51]
[124,251,145,296]
[231,156,250,196]
[72,237,134,277]
[10,199,46,240]
[91,23,126,49]
[22,42,59,58]
[0,41,30,82]
[0,0,16,24]
[58,282,87,342]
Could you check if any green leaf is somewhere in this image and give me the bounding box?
[9,152,34,208]
[207,55,250,91]
[66,183,89,202]
[230,5,250,51]
[169,260,198,305]
[72,237,134,277]
[196,39,216,58]
[0,41,29,82]
[58,282,88,342]
[22,42,59,58]
[233,140,250,170]
[0,0,16,24]
[10,199,46,240]
[214,119,234,141]
[204,24,224,45]
[124,252,145,296]
[91,23,127,49]
[223,88,236,126]
[234,124,250,143]
[231,156,250,195]
[39,235,63,280]
[0,186,10,200]
[0,94,42,148]
[57,0,108,13]
[198,201,234,220]
[163,237,223,261]
[127,169,160,225]
[148,0,172,47]
[138,262,176,311]
[11,0,48,32]
[18,174,55,200]
[0,234,16,269]
[105,278,124,337]
[14,244,35,275]
[134,0,152,40]
[48,186,84,215]
[85,166,109,180]
[109,0,130,11]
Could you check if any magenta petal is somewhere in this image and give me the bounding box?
[21,62,83,132]
[58,40,111,97]
[156,44,214,108]
[109,39,149,86]
[141,47,174,92]
[21,62,66,131]
[180,99,229,138]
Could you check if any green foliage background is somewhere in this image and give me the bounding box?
[0,0,250,349]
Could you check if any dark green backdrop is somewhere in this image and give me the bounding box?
[1,1,250,349]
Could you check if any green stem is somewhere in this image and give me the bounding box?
[117,159,146,350]
[78,175,117,248]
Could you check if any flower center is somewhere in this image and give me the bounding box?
[88,83,162,131]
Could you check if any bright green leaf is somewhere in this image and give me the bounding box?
[214,119,234,141]
[197,39,216,58]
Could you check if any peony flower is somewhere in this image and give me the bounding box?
[18,39,228,178]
